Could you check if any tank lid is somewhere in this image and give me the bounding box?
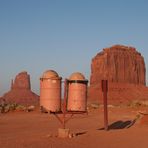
[69,72,86,80]
[41,70,60,79]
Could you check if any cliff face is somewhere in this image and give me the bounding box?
[3,71,39,105]
[89,45,147,104]
[90,45,146,86]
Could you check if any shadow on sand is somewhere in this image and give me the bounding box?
[75,131,87,136]
[99,119,137,130]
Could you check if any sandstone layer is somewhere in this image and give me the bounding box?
[89,45,148,104]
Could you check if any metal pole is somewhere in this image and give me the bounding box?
[103,87,108,131]
[62,79,68,129]
[101,80,108,131]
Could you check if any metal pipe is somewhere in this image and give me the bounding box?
[101,80,108,131]
[62,79,68,129]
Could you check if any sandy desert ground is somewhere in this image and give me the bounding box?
[1,106,148,148]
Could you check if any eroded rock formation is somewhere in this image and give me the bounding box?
[90,45,146,85]
[11,71,31,90]
[3,71,39,105]
[89,45,148,104]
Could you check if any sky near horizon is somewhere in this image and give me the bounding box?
[0,0,148,95]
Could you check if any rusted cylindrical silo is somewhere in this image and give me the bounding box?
[40,70,62,112]
[67,72,88,111]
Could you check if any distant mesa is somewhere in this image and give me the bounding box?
[11,71,31,90]
[89,45,148,104]
[3,71,39,105]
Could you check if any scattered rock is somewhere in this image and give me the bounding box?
[108,105,115,108]
[26,105,35,112]
[90,103,99,109]
[68,134,73,139]
[46,134,53,138]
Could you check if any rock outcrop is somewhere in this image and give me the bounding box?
[89,45,148,104]
[90,45,146,85]
[3,71,39,105]
[11,71,31,90]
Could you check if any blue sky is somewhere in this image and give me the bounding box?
[0,0,148,95]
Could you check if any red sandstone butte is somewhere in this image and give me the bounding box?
[89,45,148,104]
[3,71,39,105]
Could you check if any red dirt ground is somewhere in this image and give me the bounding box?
[0,106,148,148]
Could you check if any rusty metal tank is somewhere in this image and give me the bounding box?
[40,70,62,112]
[67,72,88,111]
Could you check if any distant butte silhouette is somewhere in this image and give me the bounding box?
[3,71,39,105]
[89,45,148,104]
